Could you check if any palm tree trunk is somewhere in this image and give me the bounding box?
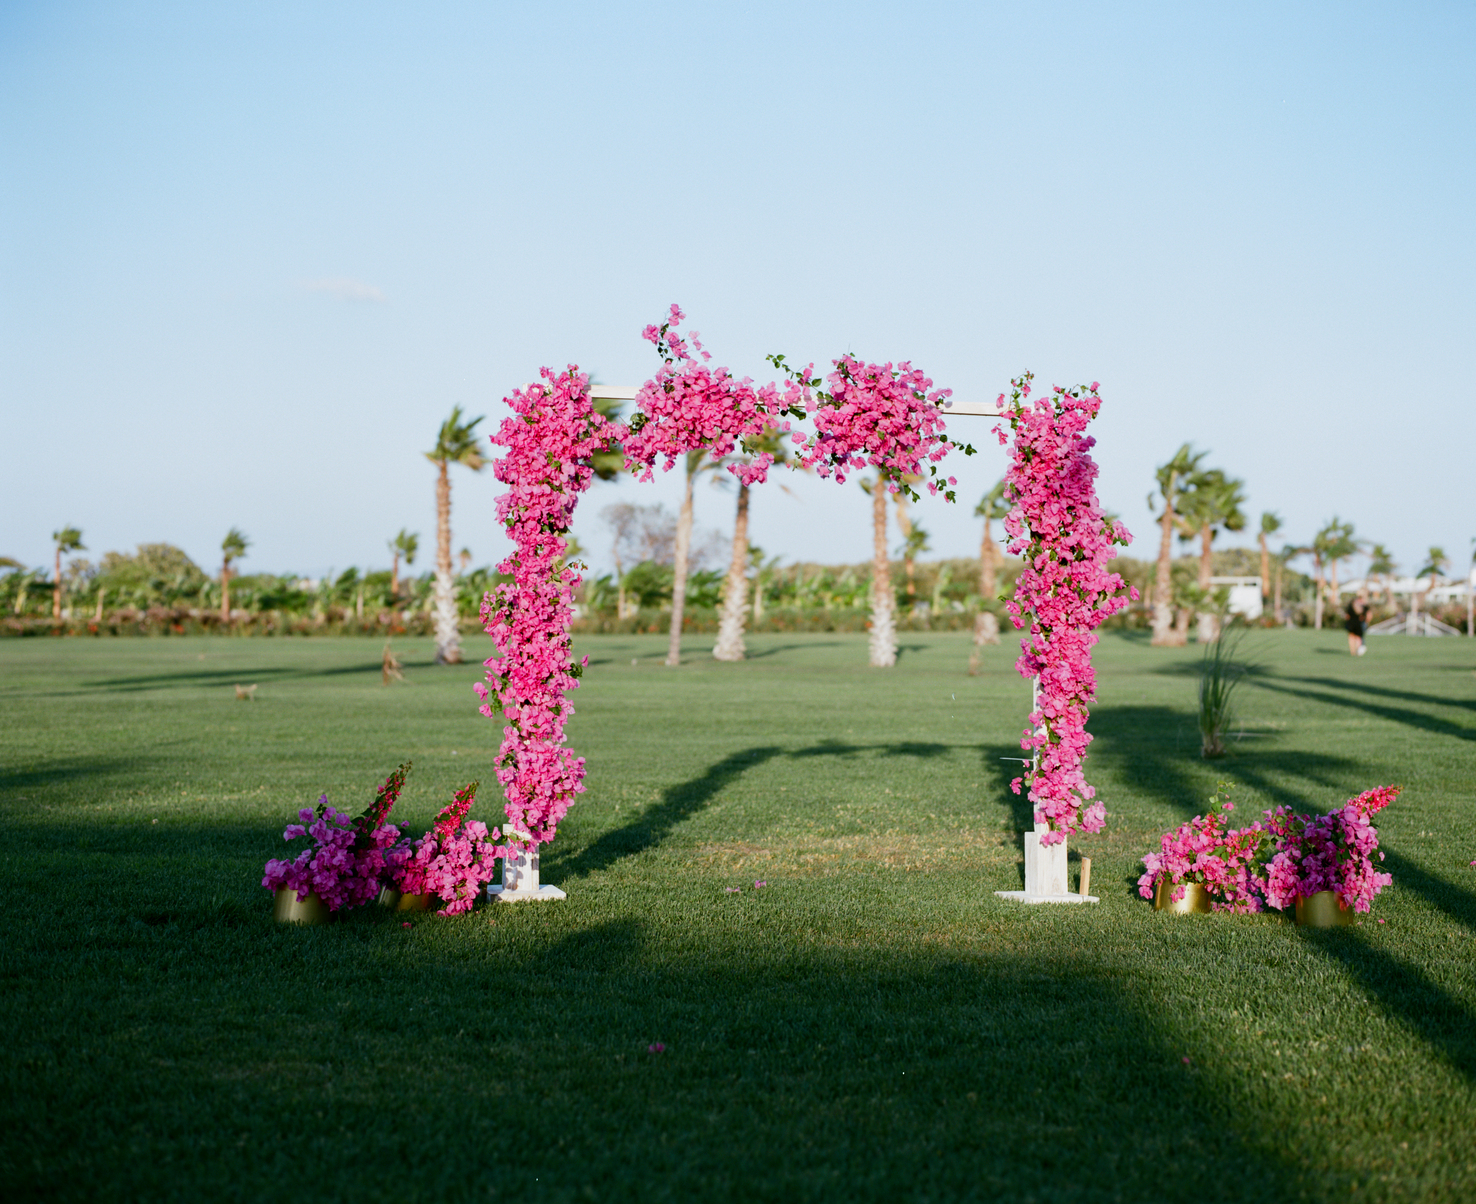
[664,466,696,666]
[220,561,231,624]
[1197,527,1217,643]
[713,484,750,662]
[1150,505,1176,645]
[869,481,896,667]
[391,554,400,600]
[1259,533,1271,603]
[969,518,1000,673]
[614,553,627,620]
[433,460,462,663]
[1313,557,1325,629]
[95,589,105,623]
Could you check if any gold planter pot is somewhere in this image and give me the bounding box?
[1295,890,1354,928]
[378,887,432,912]
[1153,878,1212,914]
[273,887,331,925]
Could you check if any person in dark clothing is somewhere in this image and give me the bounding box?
[1345,592,1370,656]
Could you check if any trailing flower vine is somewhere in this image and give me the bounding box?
[624,305,799,485]
[479,306,968,851]
[770,353,968,501]
[395,782,505,915]
[997,373,1136,844]
[479,365,624,848]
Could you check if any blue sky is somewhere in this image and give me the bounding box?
[3,1,1473,582]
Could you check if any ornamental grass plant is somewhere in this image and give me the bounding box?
[1198,621,1251,757]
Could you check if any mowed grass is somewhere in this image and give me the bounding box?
[2,628,1475,1203]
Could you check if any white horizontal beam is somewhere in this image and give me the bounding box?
[588,385,641,400]
[935,398,1006,417]
[584,385,1004,417]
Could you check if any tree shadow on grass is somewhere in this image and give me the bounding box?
[0,756,142,796]
[742,641,844,659]
[1273,673,1476,717]
[416,921,1352,1201]
[5,908,1373,1201]
[1085,702,1476,1083]
[788,738,955,762]
[1249,678,1476,744]
[554,740,969,881]
[549,746,785,880]
[84,661,388,693]
[977,741,1035,836]
[1300,930,1476,1083]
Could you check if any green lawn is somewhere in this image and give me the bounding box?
[2,628,1475,1202]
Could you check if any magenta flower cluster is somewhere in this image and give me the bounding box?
[394,783,505,915]
[480,365,624,847]
[1139,785,1400,915]
[1137,789,1270,913]
[479,305,967,853]
[625,305,797,487]
[262,795,409,912]
[1262,785,1398,914]
[996,374,1136,843]
[793,354,958,498]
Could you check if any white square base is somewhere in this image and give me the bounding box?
[487,883,567,903]
[995,890,1099,905]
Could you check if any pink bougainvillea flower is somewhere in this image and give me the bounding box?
[482,366,620,848]
[753,880,767,888]
[481,307,965,854]
[997,374,1135,843]
[724,887,741,893]
[402,922,412,929]
[648,1043,666,1054]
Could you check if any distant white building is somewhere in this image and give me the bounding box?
[1338,568,1475,604]
[1209,576,1263,620]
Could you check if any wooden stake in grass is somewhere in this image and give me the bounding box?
[382,643,404,685]
[1079,857,1092,899]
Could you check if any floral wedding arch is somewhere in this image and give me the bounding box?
[477,307,1133,896]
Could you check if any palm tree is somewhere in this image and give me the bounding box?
[1149,445,1206,646]
[51,526,84,620]
[220,528,248,623]
[969,478,1008,671]
[1257,512,1281,608]
[601,503,640,620]
[1176,469,1246,642]
[665,449,725,666]
[1414,546,1449,615]
[1467,539,1474,637]
[1323,520,1361,618]
[1366,543,1397,610]
[1272,544,1298,626]
[388,529,419,599]
[426,407,485,664]
[863,475,897,667]
[749,546,782,623]
[1309,518,1356,628]
[713,429,791,663]
[896,512,930,600]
